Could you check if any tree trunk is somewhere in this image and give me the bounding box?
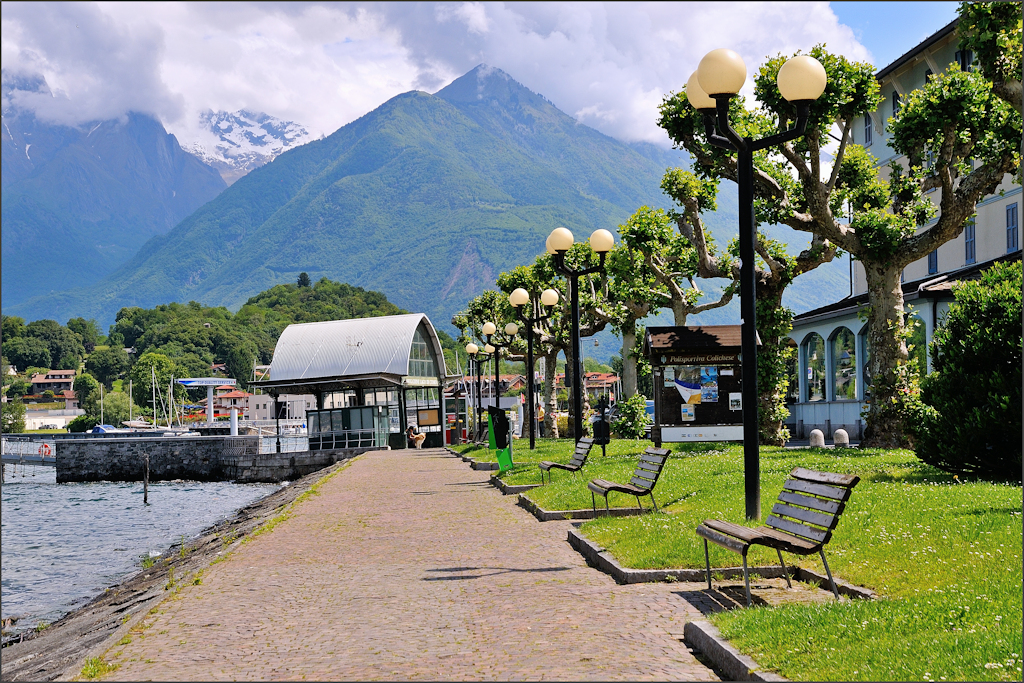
[672,299,690,326]
[542,349,559,439]
[621,327,638,398]
[861,262,912,447]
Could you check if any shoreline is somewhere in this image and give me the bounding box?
[0,460,349,682]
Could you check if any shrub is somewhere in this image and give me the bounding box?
[612,393,650,439]
[68,414,99,433]
[915,260,1022,481]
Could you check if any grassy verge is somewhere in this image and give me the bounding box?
[527,438,1021,681]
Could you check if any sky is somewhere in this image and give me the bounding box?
[1,2,961,149]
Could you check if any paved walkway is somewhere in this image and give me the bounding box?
[104,448,719,681]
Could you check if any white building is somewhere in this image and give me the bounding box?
[787,19,1021,440]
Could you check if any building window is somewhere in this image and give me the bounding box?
[1008,203,1019,252]
[892,91,901,117]
[965,217,976,264]
[409,325,439,378]
[803,333,826,402]
[863,114,873,146]
[955,49,973,72]
[927,249,938,274]
[831,328,857,400]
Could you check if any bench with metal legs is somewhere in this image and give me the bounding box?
[696,467,860,606]
[587,447,670,516]
[538,437,594,484]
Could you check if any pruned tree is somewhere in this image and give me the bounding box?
[659,17,1020,446]
[611,205,734,400]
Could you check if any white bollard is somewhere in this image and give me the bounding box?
[809,429,825,447]
[230,408,238,436]
[833,428,850,447]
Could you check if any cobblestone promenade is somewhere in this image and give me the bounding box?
[105,448,720,681]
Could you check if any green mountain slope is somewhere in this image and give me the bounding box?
[7,65,848,347]
[1,76,226,305]
[8,66,702,331]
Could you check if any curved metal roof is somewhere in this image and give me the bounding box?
[268,313,446,383]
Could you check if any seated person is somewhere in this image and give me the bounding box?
[406,424,426,449]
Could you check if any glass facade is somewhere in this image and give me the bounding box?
[405,387,442,433]
[831,328,857,400]
[307,405,389,450]
[410,326,439,377]
[364,386,402,433]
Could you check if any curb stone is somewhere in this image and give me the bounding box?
[443,447,500,470]
[566,528,877,599]
[517,494,647,521]
[567,527,788,584]
[684,620,788,682]
[488,476,541,495]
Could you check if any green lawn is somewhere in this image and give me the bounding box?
[505,438,1022,682]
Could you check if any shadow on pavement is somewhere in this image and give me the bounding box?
[423,566,573,581]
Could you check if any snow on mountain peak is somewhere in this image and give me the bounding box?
[186,109,314,185]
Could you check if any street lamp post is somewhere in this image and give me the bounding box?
[546,227,614,441]
[465,343,490,442]
[509,286,560,449]
[688,49,827,519]
[482,322,518,418]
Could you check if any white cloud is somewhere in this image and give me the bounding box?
[1,1,872,147]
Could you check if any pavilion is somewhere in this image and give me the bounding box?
[252,313,451,449]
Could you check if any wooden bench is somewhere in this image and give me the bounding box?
[696,467,860,606]
[538,437,594,484]
[587,447,670,515]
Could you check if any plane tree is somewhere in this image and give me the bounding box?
[660,19,1020,447]
[609,205,733,399]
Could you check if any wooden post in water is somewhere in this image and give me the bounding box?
[143,453,150,505]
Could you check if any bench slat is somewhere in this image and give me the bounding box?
[636,462,661,474]
[645,447,671,456]
[629,477,654,490]
[578,437,594,444]
[702,519,763,542]
[783,479,852,502]
[696,525,749,554]
[777,491,844,515]
[639,453,668,465]
[771,502,837,529]
[791,467,860,488]
[766,514,830,543]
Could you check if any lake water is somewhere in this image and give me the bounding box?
[1,465,280,634]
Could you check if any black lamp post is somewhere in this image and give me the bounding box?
[465,343,491,442]
[508,286,560,449]
[687,49,828,520]
[546,227,614,440]
[482,321,519,420]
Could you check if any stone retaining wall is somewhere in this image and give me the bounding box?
[55,436,383,483]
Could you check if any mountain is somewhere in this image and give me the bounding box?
[10,65,724,332]
[7,64,848,347]
[1,75,227,307]
[185,109,315,185]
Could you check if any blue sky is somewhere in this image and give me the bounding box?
[831,2,961,69]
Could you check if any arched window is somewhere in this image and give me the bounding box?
[831,327,857,400]
[803,333,826,402]
[859,325,871,400]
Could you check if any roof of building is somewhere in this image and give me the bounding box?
[793,252,1021,326]
[257,313,447,392]
[876,18,958,80]
[644,325,748,352]
[30,373,75,383]
[217,390,253,399]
